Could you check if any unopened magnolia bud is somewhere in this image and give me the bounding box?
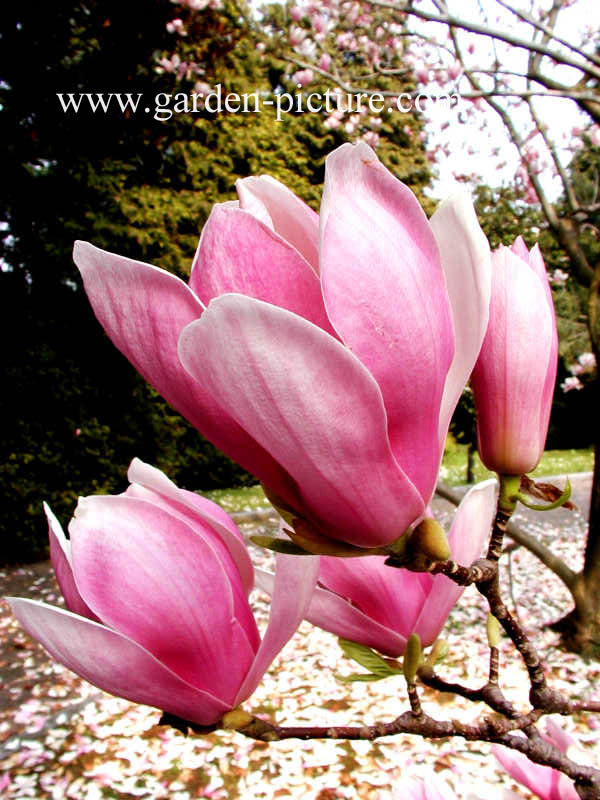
[426,638,449,667]
[403,633,423,683]
[409,519,451,563]
[486,613,502,648]
[221,709,254,730]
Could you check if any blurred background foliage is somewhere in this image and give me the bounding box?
[0,0,595,563]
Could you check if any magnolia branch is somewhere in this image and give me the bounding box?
[364,0,600,81]
[493,0,600,67]
[164,706,600,795]
[282,55,599,105]
[435,482,579,590]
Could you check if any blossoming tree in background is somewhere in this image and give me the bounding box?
[9,143,600,797]
[161,0,600,654]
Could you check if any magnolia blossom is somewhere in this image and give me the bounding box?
[9,460,318,725]
[318,52,332,70]
[471,236,557,475]
[361,130,379,148]
[492,719,580,800]
[392,776,457,800]
[561,375,584,393]
[551,268,569,285]
[289,24,306,46]
[396,722,580,799]
[292,68,314,87]
[257,481,496,656]
[74,142,491,548]
[570,352,596,376]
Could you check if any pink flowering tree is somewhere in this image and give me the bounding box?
[158,0,600,653]
[9,142,600,797]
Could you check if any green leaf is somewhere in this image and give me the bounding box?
[338,638,403,678]
[335,672,392,684]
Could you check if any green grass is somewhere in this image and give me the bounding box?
[200,484,267,512]
[200,446,594,513]
[440,443,593,486]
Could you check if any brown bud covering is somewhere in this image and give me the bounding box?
[221,709,254,730]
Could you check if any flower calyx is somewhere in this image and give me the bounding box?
[256,484,391,557]
[385,519,450,572]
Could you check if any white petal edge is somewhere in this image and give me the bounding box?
[430,192,492,450]
[234,553,320,704]
[127,458,254,595]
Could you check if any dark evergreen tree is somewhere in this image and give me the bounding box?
[1,0,432,562]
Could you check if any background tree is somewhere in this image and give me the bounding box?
[1,0,433,563]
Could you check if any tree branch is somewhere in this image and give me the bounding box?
[435,483,579,591]
[364,0,600,81]
[493,0,600,68]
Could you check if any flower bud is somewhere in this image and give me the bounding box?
[471,239,557,475]
[408,518,451,564]
[486,613,502,648]
[403,633,423,683]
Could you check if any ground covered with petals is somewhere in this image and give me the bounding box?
[1,480,599,799]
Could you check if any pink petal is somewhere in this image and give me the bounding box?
[9,599,229,725]
[69,495,257,704]
[73,241,302,508]
[236,175,320,273]
[492,744,579,800]
[234,553,319,704]
[527,244,559,455]
[429,193,492,449]
[320,142,454,501]
[178,295,424,548]
[122,481,260,655]
[510,235,530,261]
[413,480,496,643]
[188,204,334,334]
[45,503,100,622]
[255,568,407,658]
[545,718,577,754]
[393,776,458,800]
[318,556,429,640]
[471,247,555,474]
[126,458,254,597]
[445,479,496,564]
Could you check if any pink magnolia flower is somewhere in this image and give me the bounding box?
[492,719,579,800]
[318,52,332,71]
[73,142,491,549]
[292,68,314,87]
[256,480,496,656]
[391,775,458,800]
[9,459,318,726]
[362,130,380,149]
[561,375,583,393]
[289,24,306,46]
[448,60,462,80]
[471,236,557,475]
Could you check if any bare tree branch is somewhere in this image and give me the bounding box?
[364,0,600,82]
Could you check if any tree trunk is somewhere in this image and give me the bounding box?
[551,271,600,655]
[551,374,600,656]
[466,442,476,484]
